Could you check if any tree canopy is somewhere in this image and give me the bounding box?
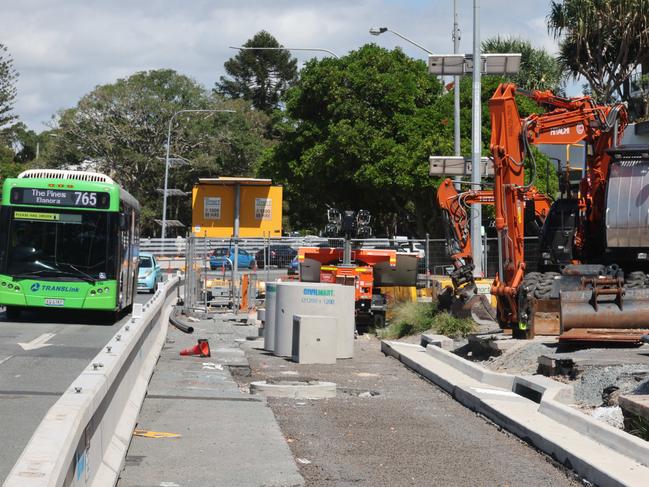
[482,36,563,93]
[215,31,298,114]
[0,43,18,130]
[547,0,649,103]
[46,69,269,235]
[260,45,447,236]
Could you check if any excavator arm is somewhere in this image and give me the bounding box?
[437,177,550,294]
[488,82,628,334]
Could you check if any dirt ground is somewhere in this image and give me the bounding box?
[238,335,582,487]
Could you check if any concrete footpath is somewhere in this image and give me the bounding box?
[117,313,303,487]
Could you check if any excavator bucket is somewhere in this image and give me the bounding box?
[560,287,649,342]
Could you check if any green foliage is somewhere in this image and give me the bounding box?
[380,301,438,338]
[482,36,563,92]
[628,414,649,441]
[0,44,18,129]
[216,31,298,114]
[547,0,649,103]
[260,44,445,235]
[431,312,477,339]
[379,300,475,339]
[45,69,270,235]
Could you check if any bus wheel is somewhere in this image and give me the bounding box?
[5,306,21,321]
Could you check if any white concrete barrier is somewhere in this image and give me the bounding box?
[3,275,182,487]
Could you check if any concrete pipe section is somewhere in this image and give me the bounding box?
[250,377,336,399]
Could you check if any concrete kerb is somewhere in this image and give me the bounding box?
[424,343,515,390]
[382,339,649,485]
[3,275,182,487]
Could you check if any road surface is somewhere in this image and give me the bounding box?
[0,293,151,481]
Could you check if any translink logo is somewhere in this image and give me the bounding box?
[29,283,80,293]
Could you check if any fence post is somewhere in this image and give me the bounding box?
[425,233,431,288]
[265,232,270,283]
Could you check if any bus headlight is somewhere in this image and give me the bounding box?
[104,287,110,293]
[8,284,13,289]
[14,286,20,292]
[97,288,103,294]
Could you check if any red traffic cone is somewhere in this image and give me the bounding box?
[179,339,211,357]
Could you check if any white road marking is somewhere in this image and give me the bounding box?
[0,355,13,366]
[18,332,57,351]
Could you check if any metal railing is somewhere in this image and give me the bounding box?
[145,235,543,281]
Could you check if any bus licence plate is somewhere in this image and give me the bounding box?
[45,298,65,307]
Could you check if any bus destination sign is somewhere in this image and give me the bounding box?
[10,187,110,209]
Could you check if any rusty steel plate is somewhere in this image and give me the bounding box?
[559,328,649,343]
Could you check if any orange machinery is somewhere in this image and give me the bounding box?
[486,83,649,342]
[436,178,551,321]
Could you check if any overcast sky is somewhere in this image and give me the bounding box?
[2,0,567,132]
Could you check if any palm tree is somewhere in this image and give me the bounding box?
[482,36,563,92]
[547,0,649,103]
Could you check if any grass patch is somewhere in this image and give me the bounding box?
[430,312,477,339]
[628,415,649,442]
[379,301,476,339]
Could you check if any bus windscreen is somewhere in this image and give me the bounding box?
[7,209,115,280]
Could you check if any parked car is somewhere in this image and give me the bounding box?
[255,245,297,269]
[209,247,256,270]
[397,242,425,259]
[138,252,163,293]
[287,255,299,275]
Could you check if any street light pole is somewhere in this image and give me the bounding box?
[470,0,483,277]
[368,27,433,55]
[162,109,236,240]
[453,0,462,190]
[229,46,339,59]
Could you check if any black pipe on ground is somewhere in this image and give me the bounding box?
[169,311,194,334]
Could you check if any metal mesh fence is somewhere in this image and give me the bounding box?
[147,235,542,279]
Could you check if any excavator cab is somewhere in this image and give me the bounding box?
[538,198,579,272]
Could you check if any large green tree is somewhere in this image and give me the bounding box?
[547,0,649,103]
[46,69,269,235]
[0,43,18,130]
[260,45,445,236]
[215,31,298,114]
[482,36,563,92]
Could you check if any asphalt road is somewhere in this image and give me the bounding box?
[0,293,151,482]
[240,336,583,487]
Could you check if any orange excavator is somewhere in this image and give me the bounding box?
[487,83,649,342]
[436,178,551,321]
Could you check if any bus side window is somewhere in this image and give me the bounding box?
[119,213,128,231]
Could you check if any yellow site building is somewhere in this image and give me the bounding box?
[191,177,283,238]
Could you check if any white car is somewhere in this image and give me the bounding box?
[397,242,425,259]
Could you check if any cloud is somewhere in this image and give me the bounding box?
[1,0,561,131]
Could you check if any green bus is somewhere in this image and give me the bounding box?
[0,169,140,320]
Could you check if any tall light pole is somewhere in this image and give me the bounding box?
[453,0,462,190]
[162,109,236,239]
[230,46,339,59]
[368,27,434,55]
[470,0,482,277]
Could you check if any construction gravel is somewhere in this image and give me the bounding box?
[239,335,582,487]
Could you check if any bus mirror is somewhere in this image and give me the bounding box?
[119,213,127,230]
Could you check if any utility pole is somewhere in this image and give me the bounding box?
[453,0,462,190]
[470,0,483,277]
